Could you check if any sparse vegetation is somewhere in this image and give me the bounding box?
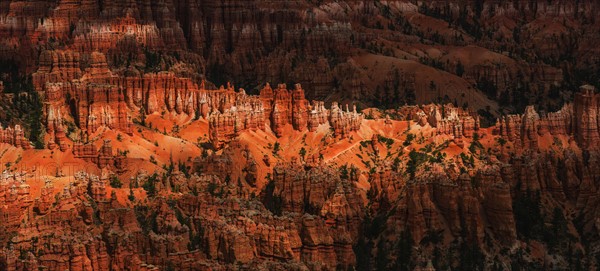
[299,147,306,160]
[142,173,159,197]
[128,187,135,202]
[403,133,416,146]
[273,142,281,156]
[207,181,224,198]
[109,175,122,188]
[377,135,394,148]
[406,150,429,179]
[3,4,600,270]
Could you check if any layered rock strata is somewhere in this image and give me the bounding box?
[0,125,31,149]
[493,85,598,150]
[73,139,127,172]
[210,83,363,147]
[33,50,363,150]
[397,104,481,139]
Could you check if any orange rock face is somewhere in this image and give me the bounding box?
[2,86,600,270]
[267,161,363,269]
[495,85,600,151]
[0,125,32,149]
[71,13,167,53]
[208,88,266,148]
[328,102,362,138]
[0,171,158,271]
[5,0,600,270]
[73,140,127,172]
[210,83,363,147]
[0,161,362,270]
[33,50,83,91]
[32,48,361,150]
[574,85,600,150]
[35,50,130,150]
[395,103,480,139]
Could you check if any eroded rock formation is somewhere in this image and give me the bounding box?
[73,139,127,172]
[0,125,31,149]
[32,49,362,150]
[3,1,600,270]
[494,85,600,151]
[210,83,362,147]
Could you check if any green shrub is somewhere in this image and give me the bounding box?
[109,175,122,188]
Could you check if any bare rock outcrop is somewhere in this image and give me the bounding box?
[0,125,32,149]
[495,85,600,151]
[210,83,363,147]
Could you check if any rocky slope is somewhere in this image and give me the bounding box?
[2,0,600,113]
[2,0,600,270]
[0,83,598,270]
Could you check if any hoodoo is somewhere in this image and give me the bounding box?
[1,1,600,270]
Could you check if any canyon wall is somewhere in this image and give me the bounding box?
[32,49,363,150]
[0,125,31,149]
[494,85,600,151]
[2,1,600,270]
[3,0,598,109]
[209,83,363,148]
